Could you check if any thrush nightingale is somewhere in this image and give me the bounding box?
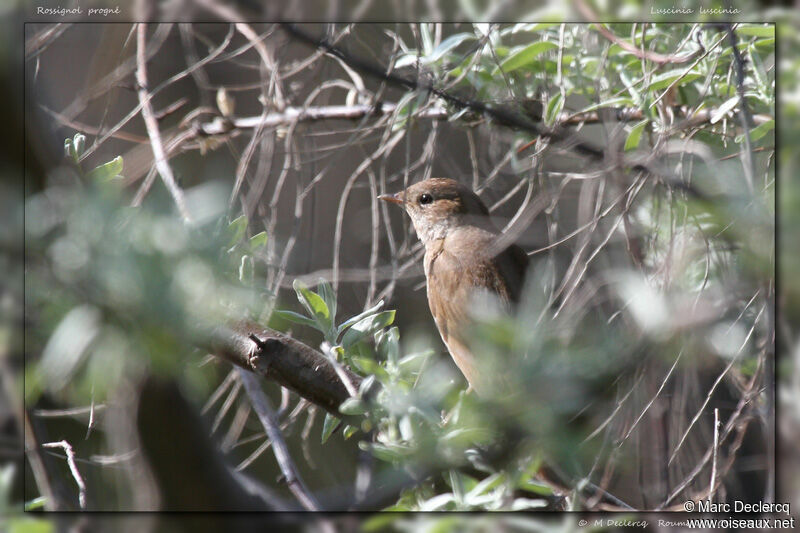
[379,178,529,394]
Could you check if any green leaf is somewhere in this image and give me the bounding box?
[358,374,377,396]
[226,215,247,247]
[350,356,379,375]
[544,92,564,125]
[736,119,774,144]
[23,496,48,511]
[576,97,634,114]
[359,442,411,462]
[465,472,504,500]
[238,255,253,284]
[624,119,648,151]
[398,349,433,373]
[316,278,337,326]
[501,23,559,36]
[271,309,319,329]
[248,231,268,251]
[293,279,331,334]
[710,96,740,124]
[73,133,85,158]
[65,133,86,163]
[753,38,775,49]
[735,24,774,38]
[494,41,558,74]
[619,69,642,105]
[343,424,359,439]
[647,69,701,91]
[86,156,123,182]
[339,397,367,415]
[517,478,555,495]
[321,412,340,444]
[376,326,400,366]
[337,300,385,335]
[341,310,395,349]
[425,33,475,64]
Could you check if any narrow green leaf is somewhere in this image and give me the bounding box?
[86,156,123,182]
[248,231,268,251]
[753,38,775,48]
[736,119,774,143]
[226,215,247,247]
[358,374,377,396]
[735,24,774,38]
[647,70,701,91]
[343,424,359,440]
[619,69,641,105]
[293,279,331,333]
[360,442,411,462]
[420,23,433,55]
[517,479,555,495]
[624,119,648,151]
[466,472,504,500]
[321,412,340,444]
[544,92,564,125]
[73,133,86,159]
[341,310,395,349]
[339,397,367,415]
[24,496,48,511]
[316,278,337,325]
[337,300,385,335]
[376,326,400,366]
[398,349,433,373]
[710,96,740,124]
[501,23,559,36]
[425,33,475,64]
[494,41,558,74]
[272,309,319,329]
[238,255,253,284]
[576,97,634,114]
[350,356,379,375]
[393,53,421,69]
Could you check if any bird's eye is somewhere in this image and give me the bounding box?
[419,193,433,205]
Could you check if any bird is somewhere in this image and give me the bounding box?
[379,178,529,395]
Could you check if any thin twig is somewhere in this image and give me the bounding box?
[135,23,193,222]
[43,440,87,509]
[708,407,720,503]
[726,24,756,193]
[237,369,320,511]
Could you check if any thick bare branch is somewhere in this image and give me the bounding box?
[208,320,363,418]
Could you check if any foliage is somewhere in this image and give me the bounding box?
[19,19,776,517]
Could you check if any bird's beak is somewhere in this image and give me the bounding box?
[378,192,404,205]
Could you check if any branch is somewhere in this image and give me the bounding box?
[208,320,363,419]
[576,1,704,65]
[278,22,607,160]
[136,377,289,510]
[194,103,771,138]
[42,440,87,509]
[198,103,447,135]
[238,370,321,511]
[135,23,193,222]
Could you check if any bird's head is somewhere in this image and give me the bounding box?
[379,178,490,246]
